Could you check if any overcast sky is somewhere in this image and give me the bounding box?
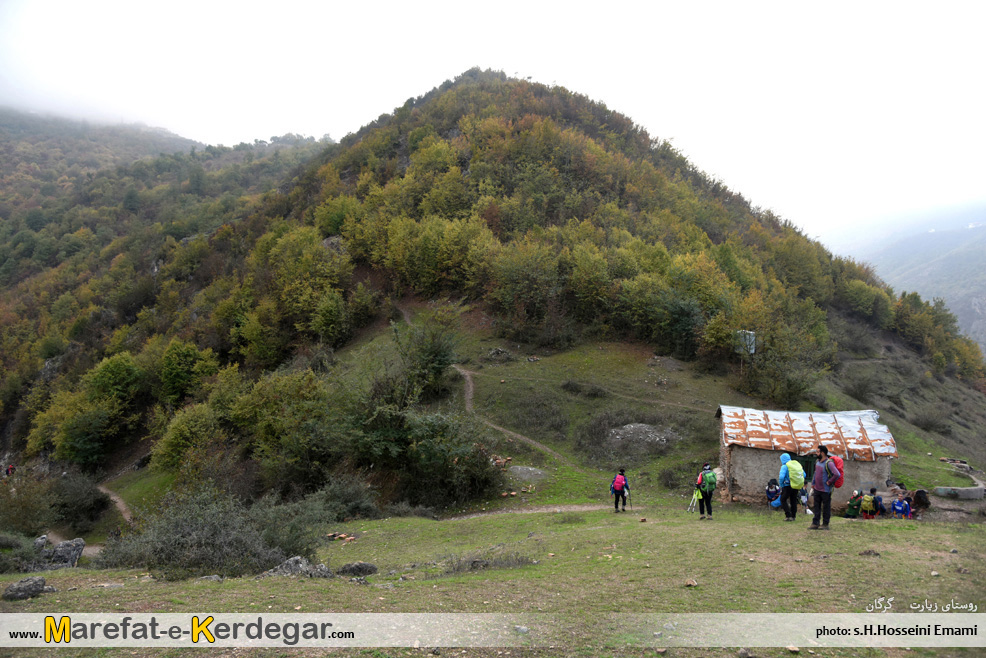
[2,0,984,253]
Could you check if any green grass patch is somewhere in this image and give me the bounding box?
[891,428,976,489]
[105,468,175,512]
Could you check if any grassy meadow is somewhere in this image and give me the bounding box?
[2,317,984,657]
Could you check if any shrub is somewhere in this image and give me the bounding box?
[96,488,287,580]
[659,467,688,490]
[384,501,438,519]
[842,372,878,404]
[246,495,324,560]
[0,533,38,574]
[437,546,536,576]
[310,288,350,346]
[560,381,608,399]
[303,475,381,523]
[38,334,67,360]
[176,442,262,503]
[392,301,464,399]
[0,476,55,536]
[560,380,582,395]
[346,282,380,329]
[395,411,504,506]
[49,473,111,534]
[910,405,952,435]
[833,318,880,357]
[152,403,226,471]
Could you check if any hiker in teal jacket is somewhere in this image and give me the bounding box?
[778,453,803,522]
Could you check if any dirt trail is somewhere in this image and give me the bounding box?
[448,503,635,520]
[454,365,587,473]
[44,482,134,557]
[98,484,133,522]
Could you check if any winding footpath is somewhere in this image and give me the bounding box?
[46,482,134,556]
[453,365,586,473]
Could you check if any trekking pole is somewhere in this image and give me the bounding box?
[687,489,699,512]
[628,489,633,511]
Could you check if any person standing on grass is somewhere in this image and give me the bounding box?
[808,445,840,530]
[611,468,629,513]
[778,453,805,522]
[696,462,717,520]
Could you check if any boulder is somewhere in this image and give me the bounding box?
[33,535,48,551]
[934,486,984,500]
[308,564,334,579]
[913,490,931,509]
[336,561,378,577]
[3,576,46,601]
[48,539,85,569]
[257,556,334,579]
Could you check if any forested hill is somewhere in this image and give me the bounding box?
[1,69,982,506]
[0,108,200,213]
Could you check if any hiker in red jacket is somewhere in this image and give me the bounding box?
[611,468,629,513]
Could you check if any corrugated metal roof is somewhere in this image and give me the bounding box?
[716,405,898,462]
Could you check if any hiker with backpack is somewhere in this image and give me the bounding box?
[861,488,877,519]
[765,478,782,510]
[778,453,805,522]
[696,462,717,520]
[808,445,841,530]
[611,468,629,513]
[843,490,863,519]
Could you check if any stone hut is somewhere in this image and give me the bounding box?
[716,405,898,508]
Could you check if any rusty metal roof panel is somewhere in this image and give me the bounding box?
[716,406,898,461]
[766,413,799,453]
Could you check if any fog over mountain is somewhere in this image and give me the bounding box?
[853,204,986,354]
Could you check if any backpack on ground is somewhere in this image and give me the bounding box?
[787,460,805,489]
[699,470,717,493]
[613,474,626,491]
[830,455,845,488]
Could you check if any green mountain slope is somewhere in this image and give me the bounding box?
[0,69,982,514]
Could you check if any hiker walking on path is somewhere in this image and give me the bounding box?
[778,453,805,522]
[611,468,629,513]
[696,462,717,520]
[808,445,840,530]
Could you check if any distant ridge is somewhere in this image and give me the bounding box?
[868,221,986,353]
